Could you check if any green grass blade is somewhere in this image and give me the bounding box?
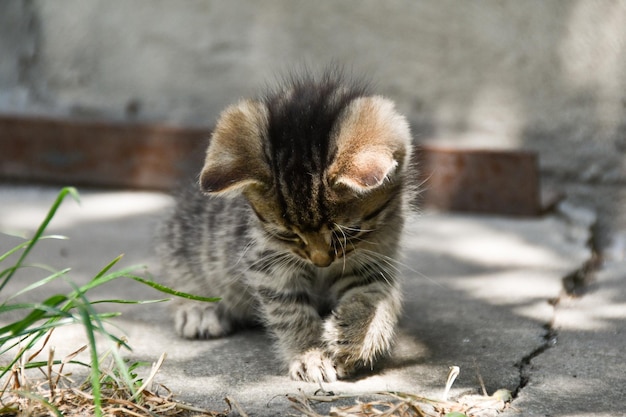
[0,239,32,264]
[69,278,139,413]
[0,327,57,379]
[63,278,107,416]
[89,298,171,305]
[130,275,221,302]
[76,260,218,302]
[0,187,79,293]
[2,268,71,304]
[78,304,103,417]
[0,301,68,315]
[0,303,73,336]
[77,263,141,293]
[0,235,68,267]
[13,262,66,274]
[0,294,69,336]
[90,254,125,281]
[0,319,74,352]
[0,359,91,372]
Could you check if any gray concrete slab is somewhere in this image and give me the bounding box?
[1,184,615,416]
[501,260,626,417]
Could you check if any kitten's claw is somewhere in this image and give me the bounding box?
[174,304,231,339]
[289,349,337,383]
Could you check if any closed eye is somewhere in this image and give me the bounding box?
[333,224,371,241]
[340,225,362,238]
[270,229,301,242]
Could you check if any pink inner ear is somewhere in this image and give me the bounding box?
[336,151,398,192]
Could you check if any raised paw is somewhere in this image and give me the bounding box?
[322,293,399,377]
[289,349,337,383]
[174,302,232,339]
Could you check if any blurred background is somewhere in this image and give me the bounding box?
[0,0,625,258]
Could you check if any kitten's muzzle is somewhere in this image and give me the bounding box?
[308,249,334,268]
[299,230,335,268]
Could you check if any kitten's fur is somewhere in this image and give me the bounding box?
[158,70,413,382]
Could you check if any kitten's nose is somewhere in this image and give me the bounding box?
[301,229,334,267]
[309,249,333,268]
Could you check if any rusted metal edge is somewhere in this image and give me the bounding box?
[0,115,540,216]
[414,145,540,216]
[0,115,208,190]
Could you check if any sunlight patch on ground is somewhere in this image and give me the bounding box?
[0,187,173,233]
[405,214,590,271]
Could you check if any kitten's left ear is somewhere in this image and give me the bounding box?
[199,100,270,195]
[330,96,412,194]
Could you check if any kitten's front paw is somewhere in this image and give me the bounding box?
[174,303,231,339]
[289,349,337,383]
[323,293,397,377]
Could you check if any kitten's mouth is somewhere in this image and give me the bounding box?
[289,228,357,267]
[305,246,354,268]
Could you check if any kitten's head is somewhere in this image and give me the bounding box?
[199,72,412,267]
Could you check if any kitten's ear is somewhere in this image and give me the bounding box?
[199,100,270,195]
[330,97,412,194]
[333,150,398,191]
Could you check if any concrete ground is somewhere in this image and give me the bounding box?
[0,185,624,416]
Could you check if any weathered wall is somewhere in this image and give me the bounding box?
[1,0,625,254]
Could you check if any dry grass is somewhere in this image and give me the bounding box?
[288,365,512,417]
[288,388,512,417]
[0,331,232,417]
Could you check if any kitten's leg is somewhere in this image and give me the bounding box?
[172,285,257,339]
[174,300,231,338]
[323,280,402,378]
[256,286,338,382]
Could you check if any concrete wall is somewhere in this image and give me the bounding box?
[1,0,625,254]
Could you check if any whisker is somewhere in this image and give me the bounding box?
[336,224,376,234]
[233,237,258,268]
[356,248,446,289]
[332,225,349,275]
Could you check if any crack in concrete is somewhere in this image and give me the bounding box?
[511,230,601,400]
[512,322,558,399]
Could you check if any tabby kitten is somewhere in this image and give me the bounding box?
[158,71,413,383]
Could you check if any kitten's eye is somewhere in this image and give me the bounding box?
[334,224,364,239]
[272,230,301,242]
[344,225,362,237]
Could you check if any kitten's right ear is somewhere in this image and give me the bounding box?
[199,100,270,195]
[329,96,411,195]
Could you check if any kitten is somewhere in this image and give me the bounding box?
[158,70,414,382]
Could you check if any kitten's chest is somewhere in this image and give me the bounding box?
[308,263,351,315]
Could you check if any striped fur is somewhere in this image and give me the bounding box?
[158,71,413,382]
